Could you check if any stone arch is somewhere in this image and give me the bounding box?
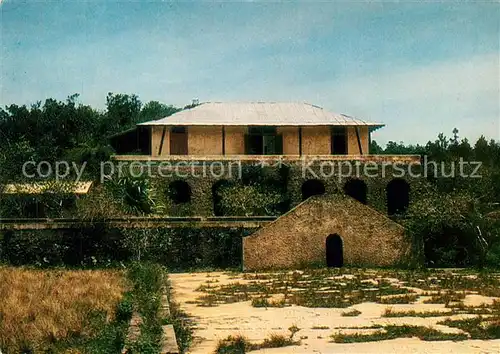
[301,179,326,201]
[386,178,410,215]
[343,178,368,204]
[212,179,232,216]
[168,180,191,204]
[326,234,343,267]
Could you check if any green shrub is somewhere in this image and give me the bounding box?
[404,190,499,268]
[106,176,164,215]
[0,227,249,269]
[218,184,284,216]
[115,292,134,323]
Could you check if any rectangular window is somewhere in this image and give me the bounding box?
[170,126,188,155]
[331,126,347,155]
[245,126,282,155]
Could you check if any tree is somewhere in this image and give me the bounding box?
[105,92,142,131]
[139,101,180,123]
[369,140,384,154]
[474,135,492,165]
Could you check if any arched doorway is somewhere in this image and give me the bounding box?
[168,180,192,204]
[301,179,326,201]
[343,178,368,204]
[326,234,343,267]
[386,178,410,215]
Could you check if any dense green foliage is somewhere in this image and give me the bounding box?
[0,227,250,270]
[0,93,180,181]
[125,262,165,354]
[373,132,500,268]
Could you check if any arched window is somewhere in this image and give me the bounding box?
[168,180,191,204]
[301,179,326,201]
[343,178,368,204]
[386,178,410,215]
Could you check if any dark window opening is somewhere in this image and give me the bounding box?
[331,126,347,155]
[301,179,326,201]
[109,126,151,155]
[245,126,283,155]
[386,178,410,215]
[168,180,191,204]
[326,234,343,267]
[170,126,188,155]
[343,178,368,204]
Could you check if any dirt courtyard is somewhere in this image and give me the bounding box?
[169,268,500,353]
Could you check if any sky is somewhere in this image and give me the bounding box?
[1,1,499,145]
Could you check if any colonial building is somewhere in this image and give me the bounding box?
[112,102,386,158]
[110,102,421,270]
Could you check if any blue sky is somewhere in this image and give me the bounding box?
[1,1,499,145]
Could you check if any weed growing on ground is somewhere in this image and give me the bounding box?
[422,291,466,304]
[194,268,418,308]
[382,308,454,318]
[215,335,250,354]
[342,309,362,317]
[251,296,286,308]
[126,262,166,353]
[215,333,300,353]
[378,294,419,304]
[164,300,193,354]
[332,325,468,343]
[438,316,500,339]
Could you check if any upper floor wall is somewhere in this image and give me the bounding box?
[150,125,370,157]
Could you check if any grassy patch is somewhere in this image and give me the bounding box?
[332,325,468,343]
[0,266,129,353]
[215,333,300,353]
[215,334,250,353]
[194,268,415,308]
[260,333,299,349]
[445,301,499,315]
[164,295,193,353]
[194,269,500,312]
[422,291,466,304]
[438,316,500,339]
[342,309,362,317]
[383,308,454,318]
[125,262,166,354]
[378,294,419,304]
[251,296,286,308]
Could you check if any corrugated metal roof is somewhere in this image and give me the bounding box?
[138,102,384,130]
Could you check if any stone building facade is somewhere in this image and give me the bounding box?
[110,101,423,269]
[243,194,411,270]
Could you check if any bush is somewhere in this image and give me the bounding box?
[106,176,165,215]
[218,184,284,216]
[0,181,79,218]
[404,190,500,268]
[0,227,252,270]
[0,226,129,267]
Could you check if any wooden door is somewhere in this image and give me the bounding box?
[170,127,188,155]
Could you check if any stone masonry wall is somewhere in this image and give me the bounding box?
[243,194,411,270]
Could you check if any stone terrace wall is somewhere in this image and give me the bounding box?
[243,194,412,270]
